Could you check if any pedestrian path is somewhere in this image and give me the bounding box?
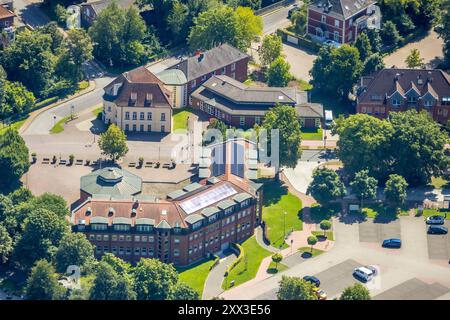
[202,253,237,300]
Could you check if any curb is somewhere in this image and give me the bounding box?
[19,80,97,135]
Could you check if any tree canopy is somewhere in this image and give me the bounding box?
[98,124,129,161]
[339,283,371,300]
[307,168,346,205]
[384,174,408,208]
[277,276,317,300]
[188,5,262,51]
[262,105,302,169]
[55,232,94,273]
[0,128,30,190]
[266,56,291,87]
[310,44,363,99]
[25,259,65,300]
[259,34,283,68]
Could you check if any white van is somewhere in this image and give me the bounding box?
[324,110,333,129]
[353,266,375,282]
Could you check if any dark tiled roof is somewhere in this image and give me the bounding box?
[80,167,142,197]
[310,0,376,19]
[103,66,173,108]
[170,44,250,81]
[295,103,324,118]
[358,68,450,105]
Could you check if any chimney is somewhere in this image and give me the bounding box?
[198,52,205,62]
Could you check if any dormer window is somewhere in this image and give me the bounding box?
[392,99,401,107]
[129,92,137,106]
[424,99,433,107]
[407,96,416,103]
[145,93,153,106]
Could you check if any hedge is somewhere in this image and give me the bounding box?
[276,29,322,52]
[225,243,244,275]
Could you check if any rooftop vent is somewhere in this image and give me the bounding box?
[161,209,167,216]
[85,207,92,216]
[108,207,115,217]
[198,52,205,62]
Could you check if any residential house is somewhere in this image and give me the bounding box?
[169,44,250,107]
[102,66,173,133]
[356,68,450,124]
[0,4,14,48]
[80,0,135,27]
[307,0,381,44]
[71,170,261,266]
[191,75,324,129]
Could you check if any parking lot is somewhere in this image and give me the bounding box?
[374,278,450,300]
[427,221,450,260]
[359,219,401,243]
[312,259,362,298]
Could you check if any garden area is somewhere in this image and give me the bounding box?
[300,127,323,141]
[172,107,196,131]
[416,208,450,220]
[262,181,303,249]
[222,237,271,290]
[177,258,216,297]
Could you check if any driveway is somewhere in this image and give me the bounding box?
[383,30,444,68]
[282,43,317,81]
[14,0,50,28]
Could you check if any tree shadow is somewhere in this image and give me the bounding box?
[266,268,279,274]
[262,180,289,207]
[337,213,367,225]
[300,252,313,259]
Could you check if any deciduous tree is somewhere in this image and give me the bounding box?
[0,128,30,190]
[340,283,371,300]
[277,276,317,300]
[350,169,378,209]
[259,34,283,68]
[134,258,178,300]
[384,174,408,208]
[405,48,424,68]
[25,259,65,300]
[98,124,129,161]
[266,56,291,87]
[55,232,94,273]
[307,168,346,205]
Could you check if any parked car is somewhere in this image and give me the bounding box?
[382,238,402,248]
[303,275,320,287]
[353,266,376,282]
[426,215,445,225]
[325,110,333,129]
[287,4,300,18]
[313,287,327,300]
[323,40,341,48]
[428,225,448,234]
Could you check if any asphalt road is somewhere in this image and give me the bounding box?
[261,1,302,35]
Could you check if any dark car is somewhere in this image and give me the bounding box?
[382,238,402,248]
[303,275,320,287]
[428,225,448,235]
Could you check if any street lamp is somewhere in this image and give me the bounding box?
[53,115,56,127]
[71,105,75,120]
[324,135,327,157]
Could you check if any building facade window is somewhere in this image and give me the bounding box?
[125,112,130,120]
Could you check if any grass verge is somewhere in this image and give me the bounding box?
[222,236,271,290]
[50,115,71,134]
[177,258,216,297]
[173,107,195,131]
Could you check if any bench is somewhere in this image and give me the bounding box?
[59,160,67,165]
[145,161,153,168]
[128,162,136,168]
[42,158,50,164]
[76,159,83,165]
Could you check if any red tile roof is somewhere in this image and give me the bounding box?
[0,5,14,20]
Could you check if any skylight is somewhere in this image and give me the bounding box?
[180,184,237,214]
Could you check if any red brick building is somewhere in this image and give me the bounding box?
[170,44,250,106]
[191,75,324,129]
[356,68,450,124]
[0,5,14,29]
[71,172,262,266]
[307,0,381,44]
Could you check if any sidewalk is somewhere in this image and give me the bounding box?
[202,253,237,300]
[19,80,97,135]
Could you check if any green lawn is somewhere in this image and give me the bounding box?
[177,258,215,297]
[301,127,323,140]
[430,176,450,189]
[0,118,28,136]
[312,230,334,241]
[92,106,103,119]
[262,183,303,249]
[362,204,409,220]
[298,246,324,258]
[173,107,195,131]
[77,80,89,92]
[222,236,272,290]
[50,115,71,134]
[267,261,288,274]
[417,208,450,219]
